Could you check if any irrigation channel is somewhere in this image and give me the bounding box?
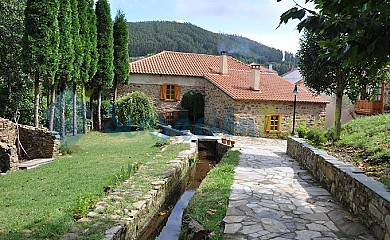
[138,140,220,240]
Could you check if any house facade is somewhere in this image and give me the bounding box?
[117,51,328,136]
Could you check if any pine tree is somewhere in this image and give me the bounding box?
[95,0,114,131]
[23,0,60,128]
[113,10,130,110]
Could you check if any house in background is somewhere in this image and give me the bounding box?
[118,51,328,136]
[282,68,356,128]
[354,83,390,115]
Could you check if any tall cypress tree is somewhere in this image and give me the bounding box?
[56,0,74,137]
[86,0,98,131]
[70,0,83,136]
[78,0,91,133]
[23,0,60,128]
[113,10,130,108]
[95,0,114,131]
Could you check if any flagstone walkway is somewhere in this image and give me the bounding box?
[223,137,375,240]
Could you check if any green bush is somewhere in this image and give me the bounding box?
[181,90,204,121]
[296,125,308,138]
[115,91,156,129]
[306,129,325,145]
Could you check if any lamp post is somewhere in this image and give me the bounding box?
[292,84,298,135]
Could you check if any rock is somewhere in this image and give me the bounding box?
[186,219,208,240]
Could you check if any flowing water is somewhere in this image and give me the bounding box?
[138,140,217,240]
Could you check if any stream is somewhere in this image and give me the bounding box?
[138,140,217,240]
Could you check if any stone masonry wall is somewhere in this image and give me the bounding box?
[0,117,59,172]
[234,100,326,137]
[287,137,390,240]
[0,118,18,172]
[204,81,236,132]
[117,74,205,116]
[18,126,60,160]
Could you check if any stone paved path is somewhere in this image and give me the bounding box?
[223,137,375,240]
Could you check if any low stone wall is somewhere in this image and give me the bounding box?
[18,126,60,160]
[287,137,390,240]
[0,117,60,172]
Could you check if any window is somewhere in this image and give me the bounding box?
[160,84,181,101]
[265,114,281,133]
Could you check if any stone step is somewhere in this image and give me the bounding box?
[19,158,54,170]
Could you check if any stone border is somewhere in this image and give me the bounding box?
[79,140,198,240]
[287,137,390,240]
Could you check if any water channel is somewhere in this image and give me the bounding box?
[138,140,218,240]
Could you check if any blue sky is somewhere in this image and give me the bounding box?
[106,0,312,54]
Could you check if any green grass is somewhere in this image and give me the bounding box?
[181,150,240,240]
[337,114,390,162]
[0,131,187,240]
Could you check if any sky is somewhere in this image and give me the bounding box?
[105,0,313,54]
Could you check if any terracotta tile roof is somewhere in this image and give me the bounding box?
[205,70,328,103]
[130,51,270,76]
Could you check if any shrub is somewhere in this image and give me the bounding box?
[296,125,308,138]
[154,138,170,147]
[181,90,204,121]
[115,91,156,129]
[306,129,325,146]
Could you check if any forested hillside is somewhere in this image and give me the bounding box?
[127,21,297,74]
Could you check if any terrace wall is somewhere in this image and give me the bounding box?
[287,137,390,240]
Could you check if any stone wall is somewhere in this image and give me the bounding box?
[234,100,326,137]
[117,74,205,115]
[0,117,60,172]
[287,137,390,240]
[204,81,236,132]
[0,118,17,146]
[18,126,60,160]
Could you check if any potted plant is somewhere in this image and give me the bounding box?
[221,136,227,144]
[226,138,231,145]
[230,139,236,147]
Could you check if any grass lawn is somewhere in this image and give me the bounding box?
[181,150,240,239]
[330,114,390,185]
[0,131,187,240]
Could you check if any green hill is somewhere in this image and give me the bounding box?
[127,21,296,75]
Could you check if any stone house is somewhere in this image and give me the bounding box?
[117,51,328,136]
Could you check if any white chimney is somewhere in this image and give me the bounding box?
[220,51,228,75]
[250,64,261,91]
[269,64,273,72]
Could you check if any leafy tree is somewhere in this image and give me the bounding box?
[298,32,350,140]
[113,10,130,107]
[181,90,204,122]
[116,91,156,129]
[23,0,60,127]
[70,0,83,136]
[0,0,33,124]
[95,0,114,131]
[278,0,390,73]
[279,0,389,140]
[56,0,74,137]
